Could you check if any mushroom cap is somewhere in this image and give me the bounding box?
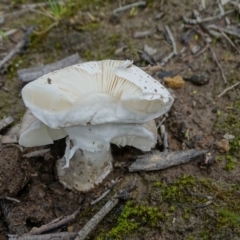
[21,60,173,129]
[19,110,67,147]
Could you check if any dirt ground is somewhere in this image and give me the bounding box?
[1,0,240,239]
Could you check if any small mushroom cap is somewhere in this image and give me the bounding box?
[22,60,173,128]
[19,110,67,147]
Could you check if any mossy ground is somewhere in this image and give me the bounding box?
[91,175,240,239]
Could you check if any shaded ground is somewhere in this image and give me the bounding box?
[0,0,240,239]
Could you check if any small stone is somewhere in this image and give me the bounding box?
[186,73,209,86]
[223,133,235,140]
[217,139,230,153]
[163,75,185,89]
[67,226,74,232]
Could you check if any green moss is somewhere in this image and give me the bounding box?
[162,174,195,202]
[97,201,164,240]
[224,155,236,171]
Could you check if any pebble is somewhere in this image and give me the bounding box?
[223,133,235,140]
[184,73,209,86]
[163,75,185,88]
[217,139,230,153]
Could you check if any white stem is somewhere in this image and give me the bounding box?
[56,148,113,192]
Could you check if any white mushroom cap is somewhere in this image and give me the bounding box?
[19,110,67,147]
[21,60,173,129]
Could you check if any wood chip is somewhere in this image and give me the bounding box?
[17,53,81,82]
[1,134,18,144]
[129,149,207,172]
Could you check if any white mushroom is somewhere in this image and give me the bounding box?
[19,60,174,192]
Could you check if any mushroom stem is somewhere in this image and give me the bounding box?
[56,148,113,192]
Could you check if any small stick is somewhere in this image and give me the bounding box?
[23,149,50,158]
[156,117,166,129]
[129,149,207,172]
[220,30,240,53]
[76,199,118,240]
[113,1,146,14]
[75,185,135,240]
[0,196,20,203]
[17,53,81,82]
[0,116,13,132]
[209,47,227,84]
[7,232,78,240]
[193,43,209,58]
[28,208,81,235]
[207,24,240,38]
[164,25,177,54]
[91,177,120,205]
[0,26,34,73]
[133,29,156,38]
[159,51,175,66]
[163,132,169,152]
[217,82,240,98]
[182,9,234,24]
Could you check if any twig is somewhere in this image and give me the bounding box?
[23,149,50,158]
[156,117,166,129]
[193,42,209,58]
[129,149,207,172]
[163,132,169,152]
[113,1,146,14]
[91,177,120,205]
[29,208,81,235]
[0,196,20,203]
[0,116,13,132]
[7,232,78,240]
[75,184,136,240]
[133,29,156,38]
[164,25,177,54]
[217,82,240,98]
[220,30,240,53]
[183,9,234,24]
[159,51,175,66]
[17,53,81,82]
[207,24,240,38]
[0,26,34,73]
[209,47,227,84]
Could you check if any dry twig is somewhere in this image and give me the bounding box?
[129,149,207,172]
[164,25,177,54]
[113,1,146,14]
[91,177,120,205]
[183,9,234,24]
[18,53,81,82]
[0,26,34,73]
[209,47,227,84]
[75,184,135,240]
[133,29,156,38]
[217,82,240,98]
